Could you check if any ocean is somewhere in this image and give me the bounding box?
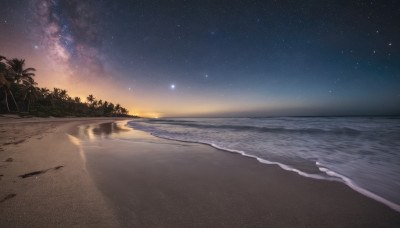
[127,117,400,212]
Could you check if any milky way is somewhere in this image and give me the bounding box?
[1,0,399,117]
[30,0,105,76]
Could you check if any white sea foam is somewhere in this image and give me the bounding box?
[317,163,400,212]
[209,143,337,180]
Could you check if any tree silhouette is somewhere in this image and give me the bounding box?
[0,54,134,117]
[87,94,95,105]
[0,56,11,112]
[6,58,36,84]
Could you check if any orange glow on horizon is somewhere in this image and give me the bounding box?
[2,48,306,118]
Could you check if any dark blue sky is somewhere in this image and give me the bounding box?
[1,0,399,117]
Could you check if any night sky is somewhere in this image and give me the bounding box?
[1,0,399,117]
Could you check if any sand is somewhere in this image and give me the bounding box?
[0,116,128,227]
[1,117,400,227]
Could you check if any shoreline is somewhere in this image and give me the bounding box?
[146,132,400,213]
[79,121,400,227]
[1,118,400,227]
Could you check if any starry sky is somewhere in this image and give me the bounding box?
[0,0,399,117]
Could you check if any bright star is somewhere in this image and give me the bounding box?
[205,74,208,78]
[34,45,39,49]
[170,84,176,90]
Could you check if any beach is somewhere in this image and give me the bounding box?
[1,117,400,227]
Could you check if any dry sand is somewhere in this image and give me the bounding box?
[0,116,128,227]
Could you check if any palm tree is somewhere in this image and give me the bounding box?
[7,85,19,112]
[0,55,6,71]
[5,58,36,111]
[39,88,50,101]
[73,97,81,114]
[0,56,20,111]
[6,58,36,84]
[59,89,69,103]
[87,94,95,105]
[48,88,60,107]
[120,107,128,115]
[115,103,121,115]
[22,80,38,112]
[74,97,81,103]
[0,73,11,112]
[66,97,74,113]
[0,56,10,111]
[102,101,108,114]
[0,76,10,111]
[39,88,50,96]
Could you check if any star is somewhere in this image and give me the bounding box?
[34,45,39,49]
[205,74,208,78]
[170,84,176,90]
[388,42,392,46]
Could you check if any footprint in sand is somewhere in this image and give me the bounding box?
[19,166,64,179]
[0,193,16,203]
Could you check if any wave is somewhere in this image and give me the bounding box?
[143,120,361,136]
[148,119,196,123]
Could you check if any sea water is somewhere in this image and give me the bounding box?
[127,117,400,211]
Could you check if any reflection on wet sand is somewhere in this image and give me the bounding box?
[74,121,130,140]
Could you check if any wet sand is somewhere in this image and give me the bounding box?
[77,121,400,227]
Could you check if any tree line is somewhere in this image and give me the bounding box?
[0,55,134,117]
